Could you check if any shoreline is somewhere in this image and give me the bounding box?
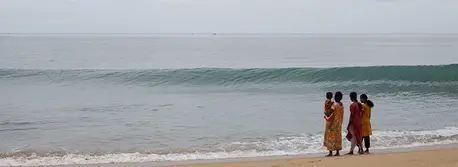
[164,146,458,167]
[49,143,458,167]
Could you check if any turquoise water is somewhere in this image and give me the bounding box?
[1,34,458,166]
[3,64,458,83]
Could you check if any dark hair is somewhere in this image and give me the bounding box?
[350,92,362,110]
[326,92,333,99]
[366,100,374,108]
[334,91,343,102]
[350,92,358,102]
[360,94,375,108]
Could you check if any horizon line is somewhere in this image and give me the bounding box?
[1,32,458,34]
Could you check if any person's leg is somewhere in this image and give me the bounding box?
[364,136,370,153]
[356,136,363,154]
[335,150,340,156]
[347,126,356,155]
[351,136,356,151]
[357,137,364,154]
[346,137,356,155]
[326,150,333,157]
[358,144,364,154]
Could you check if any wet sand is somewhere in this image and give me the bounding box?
[165,148,458,167]
[55,144,458,167]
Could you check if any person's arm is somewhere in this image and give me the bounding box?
[366,105,371,119]
[324,104,337,121]
[348,103,354,125]
[326,106,335,114]
[324,113,334,121]
[348,115,352,125]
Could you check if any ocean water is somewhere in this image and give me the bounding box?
[1,34,458,166]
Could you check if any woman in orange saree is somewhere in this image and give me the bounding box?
[323,91,344,157]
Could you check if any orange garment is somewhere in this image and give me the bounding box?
[323,102,344,151]
[324,99,334,117]
[362,103,372,136]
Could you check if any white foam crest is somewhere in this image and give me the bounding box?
[373,127,458,137]
[0,150,314,166]
[223,127,458,152]
[1,127,458,166]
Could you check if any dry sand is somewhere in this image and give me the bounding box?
[164,149,458,167]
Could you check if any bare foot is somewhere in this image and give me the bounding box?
[345,151,354,155]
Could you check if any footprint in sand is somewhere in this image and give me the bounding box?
[308,159,322,163]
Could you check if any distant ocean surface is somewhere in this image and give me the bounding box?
[1,34,458,166]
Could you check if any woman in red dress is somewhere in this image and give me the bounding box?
[346,92,364,155]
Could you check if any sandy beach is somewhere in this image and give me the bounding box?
[164,148,458,167]
[48,145,458,167]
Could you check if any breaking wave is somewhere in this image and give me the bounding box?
[1,64,458,86]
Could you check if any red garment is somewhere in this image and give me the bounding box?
[324,99,333,112]
[346,102,363,145]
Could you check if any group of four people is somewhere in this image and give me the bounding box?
[323,91,374,157]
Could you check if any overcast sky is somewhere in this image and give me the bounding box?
[1,0,457,33]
